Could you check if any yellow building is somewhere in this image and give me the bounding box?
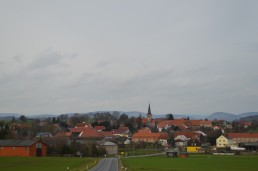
[216,135,232,148]
[187,146,201,153]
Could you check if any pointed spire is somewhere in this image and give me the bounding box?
[147,102,152,115]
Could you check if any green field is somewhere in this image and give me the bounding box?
[0,157,97,171]
[121,155,258,171]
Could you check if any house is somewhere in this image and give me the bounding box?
[0,139,47,157]
[68,127,116,142]
[216,133,258,148]
[174,135,188,147]
[174,131,203,146]
[227,133,258,145]
[111,127,131,137]
[132,127,168,143]
[239,121,253,128]
[157,119,212,132]
[216,135,232,148]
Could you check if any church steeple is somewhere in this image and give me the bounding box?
[146,102,152,125]
[147,103,152,115]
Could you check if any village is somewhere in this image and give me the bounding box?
[0,104,258,158]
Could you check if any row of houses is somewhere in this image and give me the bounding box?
[216,133,258,151]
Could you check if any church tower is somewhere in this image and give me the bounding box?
[146,103,152,125]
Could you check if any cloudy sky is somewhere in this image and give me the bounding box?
[1,0,258,115]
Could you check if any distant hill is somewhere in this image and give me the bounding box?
[238,112,258,118]
[207,112,241,121]
[0,113,21,121]
[206,112,258,121]
[1,111,257,122]
[239,115,258,121]
[0,113,21,117]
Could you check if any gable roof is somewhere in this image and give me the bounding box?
[227,133,258,139]
[94,126,105,131]
[111,127,129,134]
[79,128,103,138]
[0,140,41,147]
[174,131,201,139]
[132,127,168,139]
[157,119,211,128]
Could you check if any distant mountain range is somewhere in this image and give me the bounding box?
[1,111,258,122]
[207,112,258,121]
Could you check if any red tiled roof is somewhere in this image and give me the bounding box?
[100,131,114,137]
[240,121,252,126]
[79,128,102,138]
[158,119,211,128]
[132,128,168,139]
[227,133,258,138]
[94,126,105,131]
[157,119,186,128]
[111,127,129,135]
[69,127,87,133]
[187,120,212,126]
[174,131,201,139]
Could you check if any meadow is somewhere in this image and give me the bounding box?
[0,157,97,171]
[121,155,258,171]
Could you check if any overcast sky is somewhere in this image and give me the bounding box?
[1,0,258,115]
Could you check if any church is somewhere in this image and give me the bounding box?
[146,103,152,126]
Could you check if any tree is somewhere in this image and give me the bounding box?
[166,114,174,120]
[137,114,143,129]
[0,122,12,139]
[128,116,138,133]
[19,115,27,122]
[98,147,107,156]
[119,114,129,127]
[11,117,16,123]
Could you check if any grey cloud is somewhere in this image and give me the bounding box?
[1,0,258,114]
[96,61,113,68]
[27,48,77,70]
[12,55,23,63]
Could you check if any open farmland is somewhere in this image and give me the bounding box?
[121,155,258,171]
[0,157,97,171]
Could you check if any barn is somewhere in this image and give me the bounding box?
[0,139,47,157]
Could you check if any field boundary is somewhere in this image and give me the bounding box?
[124,152,165,158]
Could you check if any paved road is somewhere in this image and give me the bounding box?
[89,158,118,171]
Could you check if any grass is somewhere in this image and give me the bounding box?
[121,154,258,171]
[0,157,98,171]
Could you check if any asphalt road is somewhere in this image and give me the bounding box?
[89,158,118,171]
